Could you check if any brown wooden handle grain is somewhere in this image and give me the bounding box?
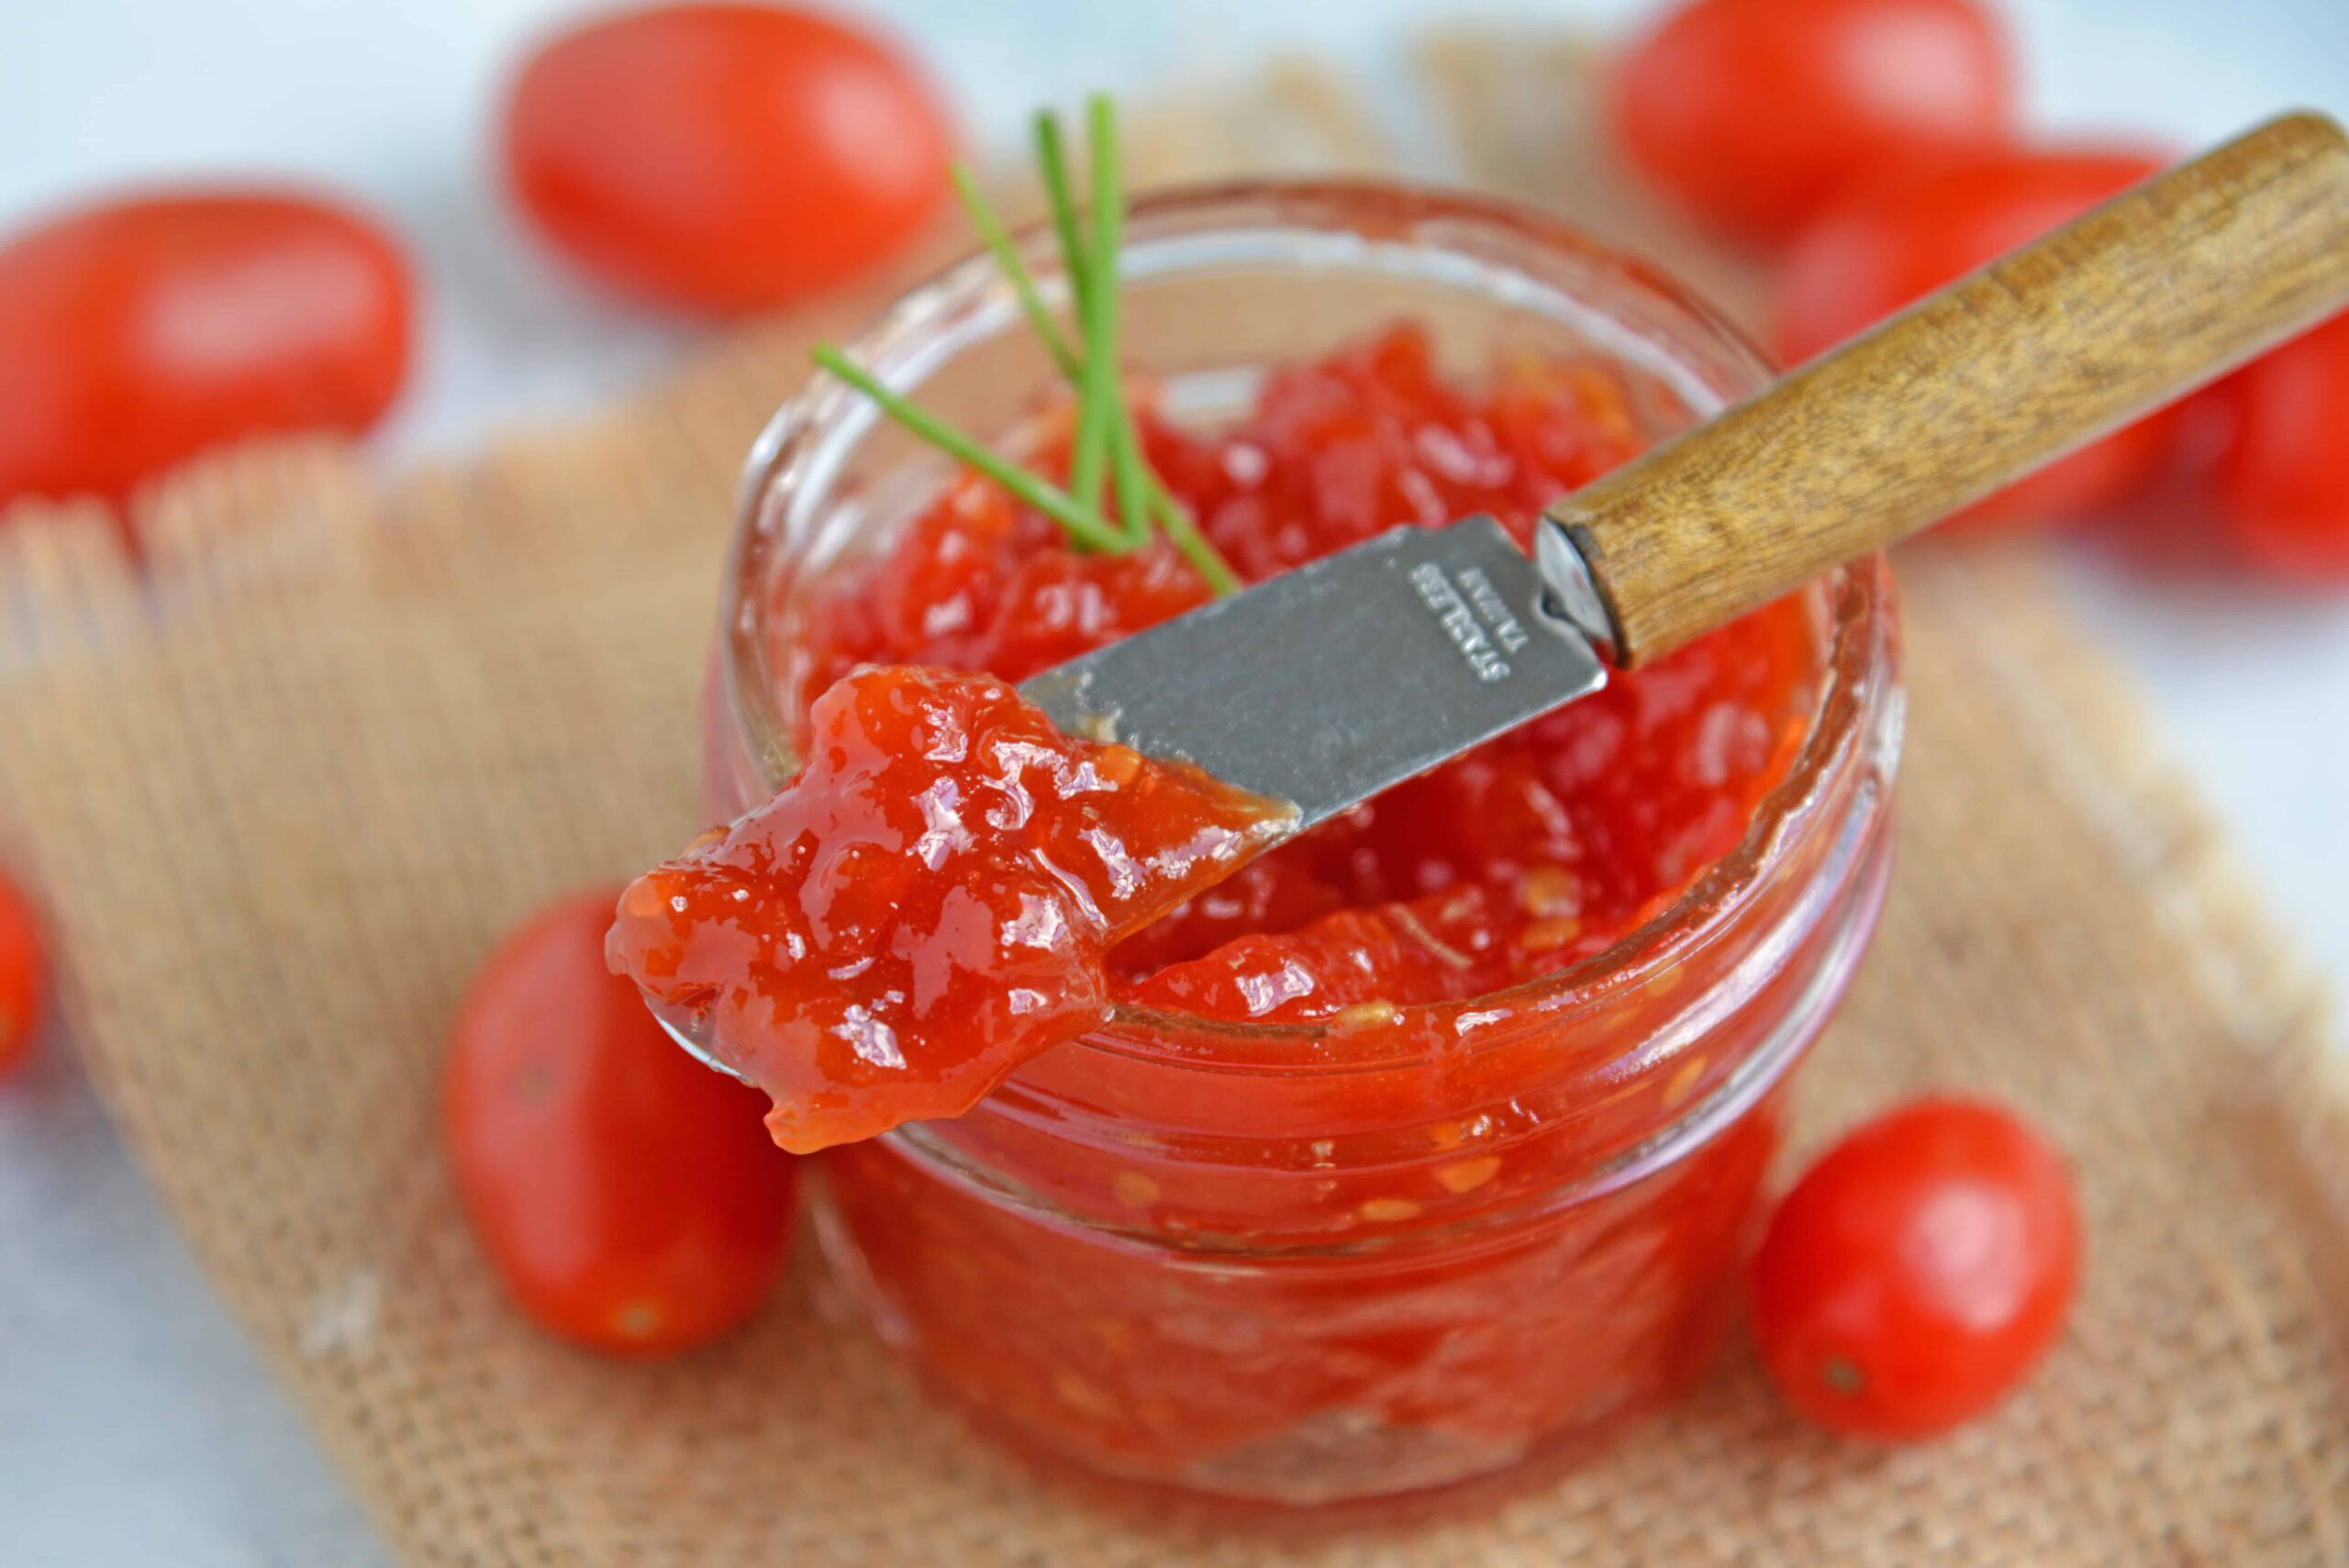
[1550,111,2349,666]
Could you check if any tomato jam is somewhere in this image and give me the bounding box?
[784,328,1818,1019]
[709,185,1902,1505]
[611,666,1290,1151]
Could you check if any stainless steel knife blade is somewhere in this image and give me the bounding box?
[1019,516,1607,828]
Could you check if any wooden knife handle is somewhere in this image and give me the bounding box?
[1545,111,2349,666]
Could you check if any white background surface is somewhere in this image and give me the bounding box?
[2,2,2345,1562]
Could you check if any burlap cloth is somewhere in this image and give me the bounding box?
[3,29,2344,1566]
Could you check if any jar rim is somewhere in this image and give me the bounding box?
[722,175,1901,1076]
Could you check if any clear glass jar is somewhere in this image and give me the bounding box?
[710,182,1903,1507]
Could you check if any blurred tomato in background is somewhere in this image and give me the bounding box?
[1606,0,2349,547]
[2211,312,2349,581]
[0,191,412,511]
[1772,147,2181,529]
[0,871,45,1078]
[500,2,953,314]
[1772,148,2172,365]
[1609,0,2015,244]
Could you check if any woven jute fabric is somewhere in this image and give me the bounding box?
[2,30,2344,1566]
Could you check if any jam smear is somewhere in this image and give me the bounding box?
[609,665,1290,1152]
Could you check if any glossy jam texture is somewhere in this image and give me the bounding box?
[789,325,1816,1023]
[611,666,1289,1151]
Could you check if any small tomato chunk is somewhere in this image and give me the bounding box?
[2214,310,2349,581]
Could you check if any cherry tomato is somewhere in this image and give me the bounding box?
[1775,148,2176,528]
[1609,0,2014,245]
[0,870,46,1077]
[1751,1097,2080,1440]
[0,191,413,510]
[443,889,796,1356]
[501,3,952,314]
[2213,310,2349,582]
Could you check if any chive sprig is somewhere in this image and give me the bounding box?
[813,95,1241,596]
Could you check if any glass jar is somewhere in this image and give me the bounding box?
[710,182,1903,1507]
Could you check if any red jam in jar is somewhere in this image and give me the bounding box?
[791,327,1818,1005]
[706,185,1902,1505]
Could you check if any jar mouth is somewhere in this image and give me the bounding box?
[724,176,1902,1075]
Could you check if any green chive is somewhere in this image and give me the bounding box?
[1069,390,1114,518]
[1069,96,1130,522]
[948,162,1081,381]
[1042,104,1111,516]
[1034,111,1090,326]
[811,344,1126,554]
[1081,99,1154,547]
[1103,409,1152,550]
[822,95,1242,597]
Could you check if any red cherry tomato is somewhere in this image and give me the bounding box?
[443,889,796,1356]
[0,870,46,1077]
[2214,310,2349,581]
[1751,1097,2080,1440]
[0,191,413,510]
[501,3,952,314]
[1775,148,2176,528]
[1609,0,2014,245]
